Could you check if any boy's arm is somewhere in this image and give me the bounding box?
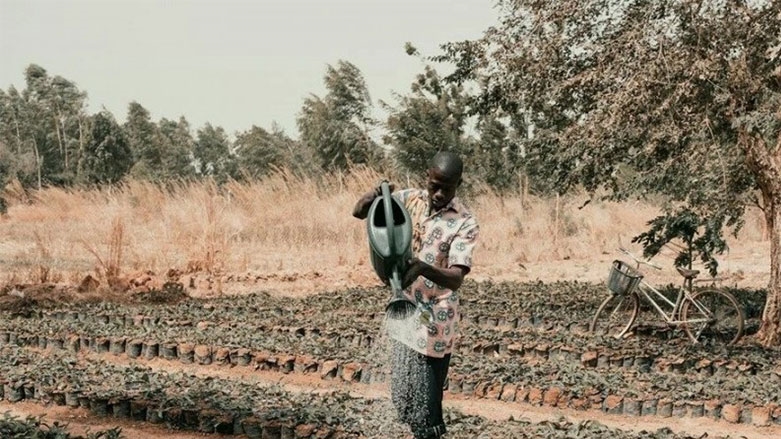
[403,259,466,291]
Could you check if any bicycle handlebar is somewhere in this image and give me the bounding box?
[618,247,663,271]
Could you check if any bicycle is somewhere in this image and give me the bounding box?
[590,247,744,345]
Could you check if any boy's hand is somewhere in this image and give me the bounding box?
[353,181,395,219]
[373,182,395,198]
[402,257,426,289]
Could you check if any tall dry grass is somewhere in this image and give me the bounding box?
[0,168,769,287]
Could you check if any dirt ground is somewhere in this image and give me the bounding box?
[185,240,773,299]
[0,238,770,306]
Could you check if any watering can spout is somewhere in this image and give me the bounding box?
[385,264,416,320]
[366,181,416,320]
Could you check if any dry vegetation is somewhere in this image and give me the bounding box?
[0,168,771,294]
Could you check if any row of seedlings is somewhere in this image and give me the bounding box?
[5,317,781,429]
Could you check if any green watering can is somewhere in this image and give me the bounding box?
[367,181,417,319]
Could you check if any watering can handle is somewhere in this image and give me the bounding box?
[380,181,403,293]
[380,181,395,257]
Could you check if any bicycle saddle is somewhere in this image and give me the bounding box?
[676,267,700,279]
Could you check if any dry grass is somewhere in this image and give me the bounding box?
[0,168,769,289]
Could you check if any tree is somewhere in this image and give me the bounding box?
[7,71,52,189]
[0,88,39,189]
[0,65,88,188]
[474,115,525,191]
[0,140,14,191]
[22,64,87,185]
[158,116,196,180]
[438,0,781,345]
[297,60,380,170]
[234,124,305,179]
[384,64,472,176]
[80,110,133,184]
[272,122,319,176]
[124,102,165,181]
[193,123,236,182]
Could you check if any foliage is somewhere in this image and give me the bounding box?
[21,64,88,186]
[434,0,780,269]
[80,111,133,185]
[472,114,526,191]
[124,101,166,181]
[632,207,734,275]
[297,60,381,170]
[0,65,88,188]
[0,412,122,439]
[157,116,196,180]
[234,124,309,178]
[193,123,237,182]
[383,64,472,176]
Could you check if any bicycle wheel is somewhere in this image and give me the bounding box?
[681,289,744,346]
[590,292,639,338]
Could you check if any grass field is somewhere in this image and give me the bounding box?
[0,169,770,293]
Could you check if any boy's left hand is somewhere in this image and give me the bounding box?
[402,257,426,289]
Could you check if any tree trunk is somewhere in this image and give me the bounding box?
[78,117,85,177]
[13,118,22,154]
[33,140,42,191]
[756,191,781,346]
[741,130,781,346]
[54,114,64,164]
[59,113,69,170]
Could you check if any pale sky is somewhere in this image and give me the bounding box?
[0,0,498,138]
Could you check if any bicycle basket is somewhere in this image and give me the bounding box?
[607,260,643,295]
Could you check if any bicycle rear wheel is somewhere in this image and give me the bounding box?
[590,292,639,339]
[681,289,744,346]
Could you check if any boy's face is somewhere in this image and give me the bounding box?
[426,167,460,210]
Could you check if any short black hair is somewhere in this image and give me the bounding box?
[430,151,463,180]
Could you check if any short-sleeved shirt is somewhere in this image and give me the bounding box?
[385,188,479,358]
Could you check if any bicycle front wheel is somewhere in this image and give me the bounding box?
[681,289,744,346]
[590,292,639,339]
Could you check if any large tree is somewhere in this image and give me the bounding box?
[439,0,781,345]
[0,65,88,188]
[21,64,87,185]
[297,60,380,170]
[384,63,472,176]
[234,125,282,179]
[474,114,526,191]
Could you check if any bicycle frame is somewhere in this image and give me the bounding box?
[624,249,715,326]
[633,281,692,325]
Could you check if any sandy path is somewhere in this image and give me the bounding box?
[185,243,772,300]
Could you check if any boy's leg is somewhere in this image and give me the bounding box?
[413,354,451,439]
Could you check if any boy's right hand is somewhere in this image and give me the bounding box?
[373,182,395,198]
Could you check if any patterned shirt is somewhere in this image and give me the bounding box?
[386,188,479,358]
